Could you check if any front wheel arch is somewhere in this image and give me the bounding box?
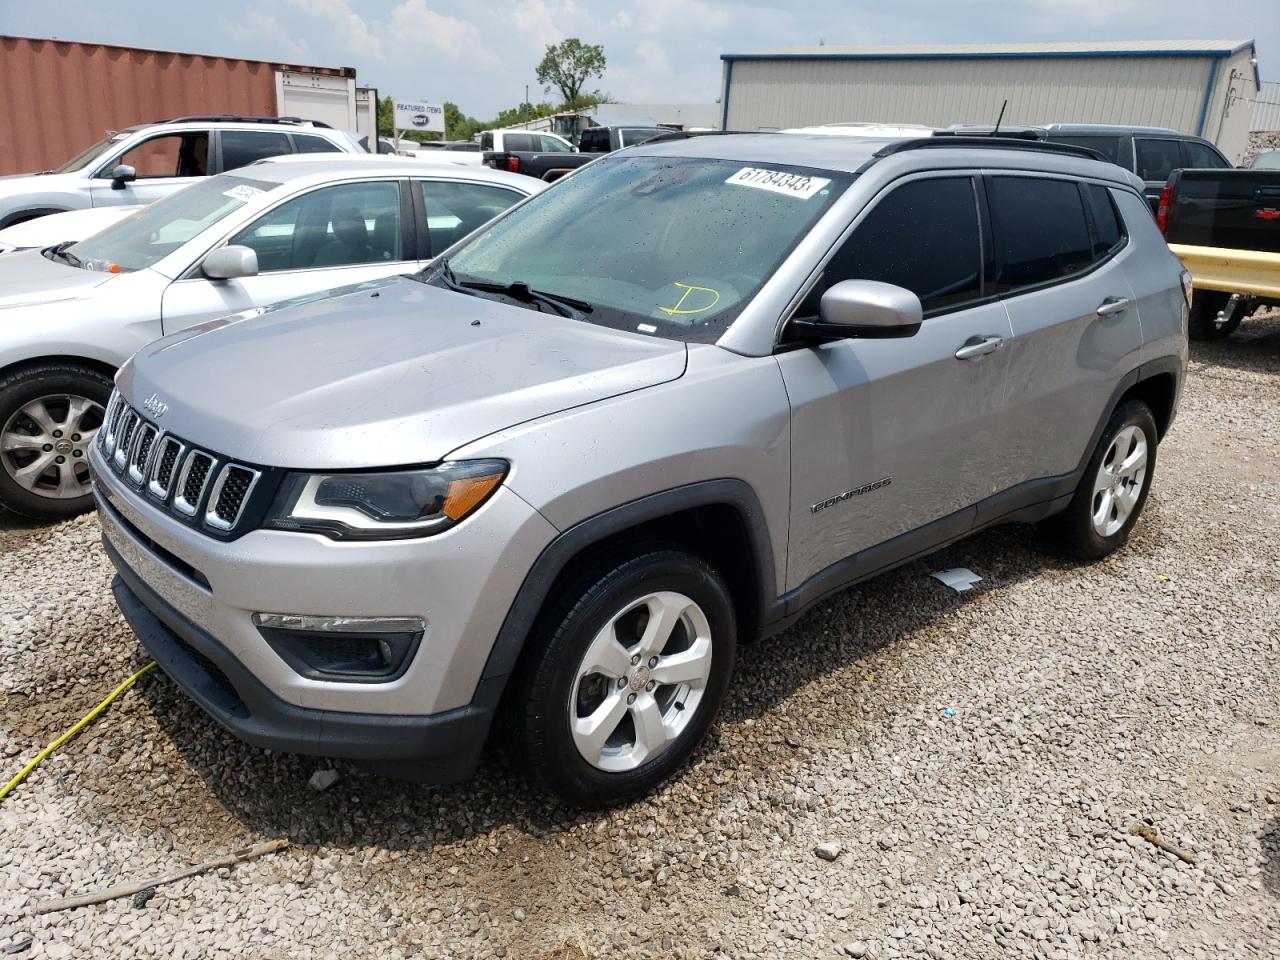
[0,207,73,230]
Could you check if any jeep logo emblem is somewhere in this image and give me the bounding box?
[141,393,168,419]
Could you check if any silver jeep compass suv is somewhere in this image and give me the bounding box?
[92,135,1189,807]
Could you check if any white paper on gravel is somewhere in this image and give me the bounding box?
[930,568,983,592]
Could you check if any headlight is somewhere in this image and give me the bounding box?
[266,460,507,540]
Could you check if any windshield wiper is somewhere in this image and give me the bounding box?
[49,242,83,269]
[426,258,592,321]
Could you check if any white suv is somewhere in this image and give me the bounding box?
[0,116,365,228]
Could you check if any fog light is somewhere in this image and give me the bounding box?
[252,613,424,682]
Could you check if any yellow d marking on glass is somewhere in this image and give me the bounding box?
[658,282,720,317]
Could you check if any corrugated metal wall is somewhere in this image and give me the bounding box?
[724,55,1216,136]
[1252,83,1280,132]
[0,36,353,175]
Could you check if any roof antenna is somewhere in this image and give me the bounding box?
[992,98,1008,137]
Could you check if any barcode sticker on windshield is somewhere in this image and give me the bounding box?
[726,167,831,199]
[223,185,264,202]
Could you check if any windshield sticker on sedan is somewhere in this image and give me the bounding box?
[725,167,831,199]
[658,281,721,317]
[222,184,265,202]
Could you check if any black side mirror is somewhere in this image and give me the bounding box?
[110,164,136,190]
[791,280,923,341]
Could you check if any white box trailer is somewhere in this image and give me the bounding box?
[275,70,359,130]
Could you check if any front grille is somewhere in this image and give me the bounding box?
[206,465,260,531]
[148,437,184,500]
[97,389,268,538]
[174,451,214,516]
[128,424,158,485]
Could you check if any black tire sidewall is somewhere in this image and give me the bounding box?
[0,365,113,519]
[518,550,737,808]
[1060,401,1158,560]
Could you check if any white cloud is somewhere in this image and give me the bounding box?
[509,0,564,52]
[387,0,492,62]
[223,11,311,61]
[286,0,384,58]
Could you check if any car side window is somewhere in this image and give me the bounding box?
[102,132,210,179]
[987,177,1094,293]
[1083,184,1125,259]
[292,134,342,154]
[1134,139,1183,182]
[579,129,609,153]
[229,181,402,272]
[1181,140,1228,169]
[480,132,494,151]
[1049,135,1124,166]
[798,176,982,318]
[539,135,571,152]
[418,180,525,256]
[504,133,537,152]
[221,131,294,172]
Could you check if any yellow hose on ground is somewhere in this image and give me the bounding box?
[0,661,157,802]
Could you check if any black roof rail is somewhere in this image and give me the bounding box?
[643,129,775,144]
[160,115,334,128]
[875,136,1105,162]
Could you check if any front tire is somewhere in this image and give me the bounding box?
[0,362,112,520]
[1040,400,1158,561]
[513,549,737,808]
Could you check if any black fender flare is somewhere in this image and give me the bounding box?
[0,207,71,230]
[479,478,776,684]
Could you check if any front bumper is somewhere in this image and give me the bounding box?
[90,440,557,777]
[109,555,499,782]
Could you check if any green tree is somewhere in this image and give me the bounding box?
[376,96,395,138]
[535,39,606,109]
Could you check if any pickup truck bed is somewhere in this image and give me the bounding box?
[482,150,593,182]
[1161,168,1280,339]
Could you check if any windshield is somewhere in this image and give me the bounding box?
[56,137,121,174]
[65,175,276,272]
[439,156,850,342]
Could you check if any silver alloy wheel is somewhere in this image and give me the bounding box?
[1091,424,1148,537]
[569,590,713,773]
[1,395,105,500]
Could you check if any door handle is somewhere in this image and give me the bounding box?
[954,335,1004,361]
[1096,297,1132,317]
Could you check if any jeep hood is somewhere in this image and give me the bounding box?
[120,276,688,469]
[0,248,116,308]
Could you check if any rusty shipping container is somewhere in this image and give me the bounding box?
[0,36,357,175]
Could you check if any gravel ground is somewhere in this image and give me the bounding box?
[2,315,1279,959]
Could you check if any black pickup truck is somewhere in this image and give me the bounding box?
[1160,168,1280,339]
[481,135,594,182]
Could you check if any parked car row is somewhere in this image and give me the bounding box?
[0,156,541,518]
[44,130,1188,806]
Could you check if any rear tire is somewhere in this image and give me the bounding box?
[0,363,112,520]
[512,549,736,808]
[1187,291,1241,341]
[1040,400,1158,562]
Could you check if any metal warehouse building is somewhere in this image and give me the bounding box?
[720,40,1261,163]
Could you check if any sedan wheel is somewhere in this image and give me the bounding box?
[1,394,104,500]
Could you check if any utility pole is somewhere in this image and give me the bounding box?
[524,85,529,128]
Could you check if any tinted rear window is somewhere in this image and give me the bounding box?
[1049,135,1124,166]
[800,176,982,316]
[579,129,610,153]
[1084,184,1125,258]
[1135,139,1183,182]
[1181,140,1228,169]
[293,134,342,154]
[221,130,293,171]
[988,177,1094,293]
[505,133,538,152]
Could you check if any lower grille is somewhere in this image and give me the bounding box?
[171,635,249,719]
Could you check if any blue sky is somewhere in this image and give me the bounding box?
[6,1,1276,118]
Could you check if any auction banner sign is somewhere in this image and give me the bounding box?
[393,100,445,133]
